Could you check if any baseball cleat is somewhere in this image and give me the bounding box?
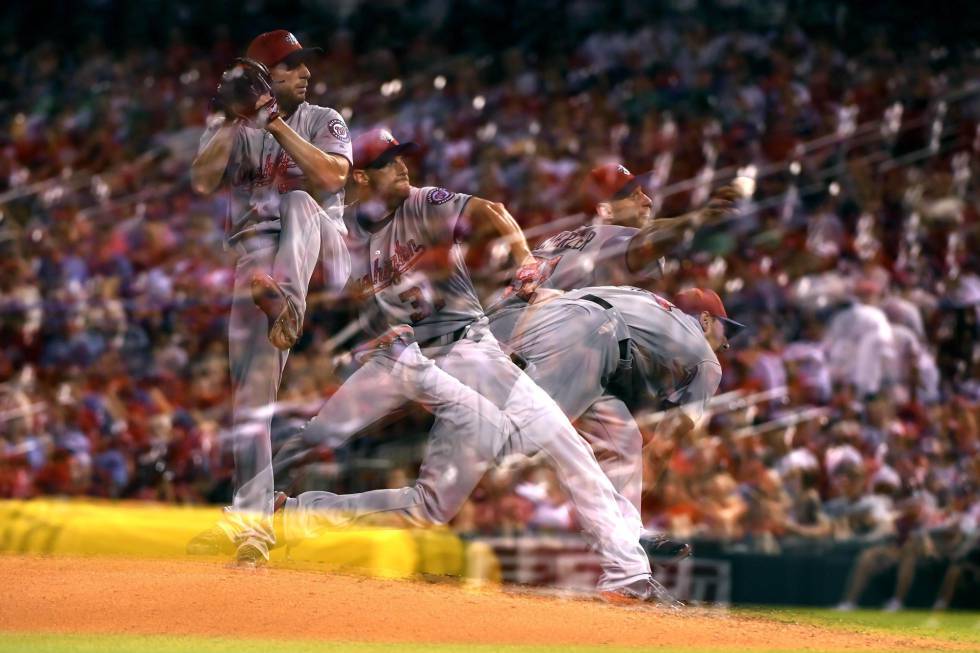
[641,533,693,563]
[234,538,270,568]
[186,524,236,556]
[250,272,301,350]
[599,576,682,608]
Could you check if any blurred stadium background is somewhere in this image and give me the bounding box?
[1,0,979,612]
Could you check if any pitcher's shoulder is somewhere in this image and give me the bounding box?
[301,104,350,141]
[417,186,458,206]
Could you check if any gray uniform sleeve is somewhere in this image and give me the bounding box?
[416,186,473,244]
[308,108,353,165]
[668,360,722,426]
[596,232,664,284]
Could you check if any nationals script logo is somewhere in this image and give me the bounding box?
[252,152,301,192]
[352,238,427,298]
[327,118,350,143]
[426,187,455,205]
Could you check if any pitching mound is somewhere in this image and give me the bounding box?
[0,556,970,652]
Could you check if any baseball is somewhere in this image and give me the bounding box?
[733,175,756,199]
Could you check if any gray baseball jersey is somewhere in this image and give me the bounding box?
[195,103,352,553]
[565,286,722,424]
[347,186,485,343]
[197,103,353,242]
[487,224,663,343]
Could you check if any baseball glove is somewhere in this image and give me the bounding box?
[214,57,281,128]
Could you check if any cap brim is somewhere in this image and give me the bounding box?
[366,142,420,169]
[718,316,747,341]
[281,47,324,67]
[609,176,642,200]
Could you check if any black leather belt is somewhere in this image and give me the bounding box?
[418,325,468,348]
[580,294,629,360]
[581,294,613,310]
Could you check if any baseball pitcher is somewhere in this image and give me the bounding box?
[275,130,673,602]
[487,163,738,558]
[187,30,352,565]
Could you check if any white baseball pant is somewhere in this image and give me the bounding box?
[283,321,652,589]
[223,190,350,555]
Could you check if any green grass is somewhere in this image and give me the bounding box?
[741,607,980,647]
[0,630,973,653]
[4,608,980,653]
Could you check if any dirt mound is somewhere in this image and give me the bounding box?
[0,556,965,651]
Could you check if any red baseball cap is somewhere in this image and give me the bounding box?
[674,288,746,339]
[246,30,321,69]
[353,128,419,170]
[588,163,643,200]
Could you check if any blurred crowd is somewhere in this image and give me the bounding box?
[0,1,978,600]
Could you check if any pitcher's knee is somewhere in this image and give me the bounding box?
[416,483,459,525]
[279,191,318,217]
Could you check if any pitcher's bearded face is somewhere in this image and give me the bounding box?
[365,156,412,204]
[270,61,310,107]
[607,187,653,227]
